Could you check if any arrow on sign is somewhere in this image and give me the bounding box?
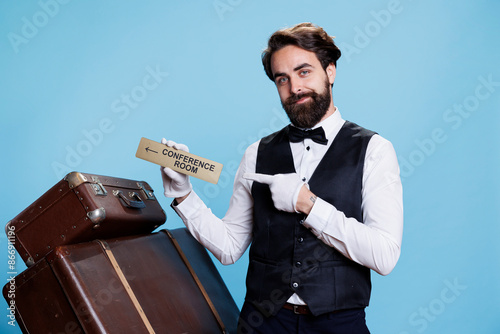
[145,147,158,154]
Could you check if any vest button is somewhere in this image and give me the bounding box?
[295,261,302,267]
[297,237,304,243]
[292,282,299,289]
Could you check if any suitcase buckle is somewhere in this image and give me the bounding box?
[91,176,108,196]
[137,182,155,200]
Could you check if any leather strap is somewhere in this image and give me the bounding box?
[283,302,312,315]
[96,240,156,334]
[163,230,227,334]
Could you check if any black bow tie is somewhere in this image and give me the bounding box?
[288,125,328,145]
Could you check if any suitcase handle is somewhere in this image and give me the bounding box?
[113,190,146,209]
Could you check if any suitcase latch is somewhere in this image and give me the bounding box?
[91,176,108,196]
[137,182,155,200]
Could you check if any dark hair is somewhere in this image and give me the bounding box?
[261,22,341,81]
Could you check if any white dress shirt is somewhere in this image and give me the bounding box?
[172,108,403,305]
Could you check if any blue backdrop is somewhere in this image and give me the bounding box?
[1,1,499,333]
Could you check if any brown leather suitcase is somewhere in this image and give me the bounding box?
[6,172,166,266]
[168,228,240,333]
[3,228,239,334]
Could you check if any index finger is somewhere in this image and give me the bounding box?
[243,173,273,185]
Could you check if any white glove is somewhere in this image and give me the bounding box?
[160,138,193,198]
[243,173,306,212]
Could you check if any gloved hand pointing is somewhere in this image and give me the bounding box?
[160,138,193,198]
[243,173,307,213]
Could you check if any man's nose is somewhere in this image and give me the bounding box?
[289,77,302,95]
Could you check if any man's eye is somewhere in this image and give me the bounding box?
[277,77,288,85]
[300,70,309,76]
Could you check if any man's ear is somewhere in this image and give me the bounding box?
[326,63,336,85]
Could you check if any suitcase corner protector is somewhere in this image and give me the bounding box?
[5,220,13,234]
[64,172,88,188]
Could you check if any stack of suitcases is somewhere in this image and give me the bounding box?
[3,172,239,333]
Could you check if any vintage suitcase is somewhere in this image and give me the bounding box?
[6,171,166,266]
[4,228,239,334]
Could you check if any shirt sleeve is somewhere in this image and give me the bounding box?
[171,142,258,265]
[302,134,403,276]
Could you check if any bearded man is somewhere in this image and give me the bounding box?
[160,22,403,333]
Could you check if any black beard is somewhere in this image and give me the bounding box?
[282,80,331,129]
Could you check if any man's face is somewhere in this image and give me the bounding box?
[270,45,336,128]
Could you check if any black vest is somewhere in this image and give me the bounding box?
[246,121,375,316]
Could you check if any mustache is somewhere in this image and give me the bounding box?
[284,91,318,105]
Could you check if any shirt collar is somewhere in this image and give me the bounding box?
[312,107,345,141]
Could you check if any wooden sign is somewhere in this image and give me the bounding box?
[135,137,223,184]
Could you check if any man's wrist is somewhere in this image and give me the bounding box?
[173,192,191,206]
[309,194,317,205]
[295,185,316,215]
